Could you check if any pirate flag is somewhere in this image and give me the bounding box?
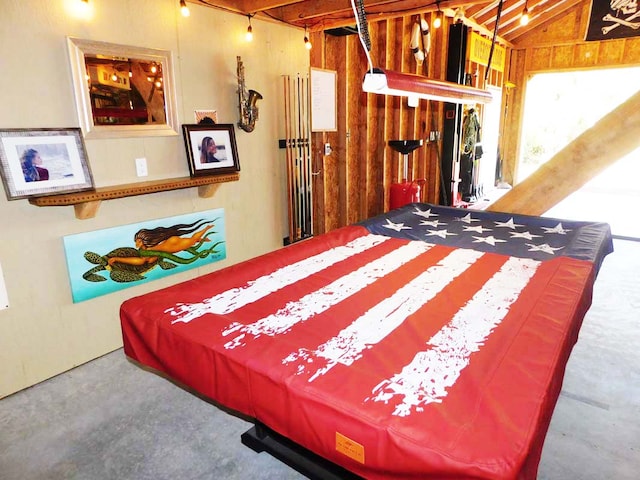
[586,0,640,41]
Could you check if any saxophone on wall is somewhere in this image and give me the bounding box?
[237,56,263,133]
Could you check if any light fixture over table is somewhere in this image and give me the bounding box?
[352,0,492,105]
[362,68,493,105]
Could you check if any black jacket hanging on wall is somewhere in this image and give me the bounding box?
[460,108,482,202]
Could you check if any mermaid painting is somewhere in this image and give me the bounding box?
[82,219,223,283]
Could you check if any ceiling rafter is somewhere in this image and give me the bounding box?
[188,0,589,42]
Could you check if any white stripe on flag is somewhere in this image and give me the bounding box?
[166,234,391,324]
[368,256,540,416]
[222,240,435,349]
[283,248,485,382]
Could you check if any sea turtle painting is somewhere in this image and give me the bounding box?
[82,219,223,283]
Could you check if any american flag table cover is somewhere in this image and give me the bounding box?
[121,203,613,480]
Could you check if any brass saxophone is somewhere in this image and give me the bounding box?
[237,56,263,133]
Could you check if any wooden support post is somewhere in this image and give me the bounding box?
[488,89,640,216]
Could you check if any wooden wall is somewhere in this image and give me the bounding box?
[309,2,640,232]
[310,14,503,235]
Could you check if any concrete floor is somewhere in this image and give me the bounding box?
[1,239,638,480]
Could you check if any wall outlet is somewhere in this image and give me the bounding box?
[135,157,148,177]
[324,143,332,156]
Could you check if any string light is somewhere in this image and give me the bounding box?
[304,26,312,50]
[433,2,442,29]
[520,1,529,26]
[179,0,190,17]
[245,15,254,42]
[74,0,92,18]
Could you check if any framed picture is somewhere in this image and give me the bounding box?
[182,124,240,177]
[0,128,94,200]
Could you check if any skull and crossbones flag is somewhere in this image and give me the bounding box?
[586,1,640,40]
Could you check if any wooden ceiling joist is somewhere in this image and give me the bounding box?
[193,0,581,38]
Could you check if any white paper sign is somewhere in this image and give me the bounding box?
[310,68,337,132]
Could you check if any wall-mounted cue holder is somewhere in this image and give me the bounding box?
[278,138,310,149]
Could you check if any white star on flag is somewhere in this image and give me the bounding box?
[526,243,564,255]
[510,231,542,240]
[463,225,493,234]
[541,223,571,235]
[455,213,480,224]
[494,218,525,229]
[426,229,457,239]
[412,207,438,219]
[472,235,507,246]
[420,219,444,227]
[383,219,412,232]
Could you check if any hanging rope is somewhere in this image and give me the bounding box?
[350,0,374,73]
[485,0,504,82]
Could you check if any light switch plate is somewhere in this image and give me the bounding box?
[135,157,148,177]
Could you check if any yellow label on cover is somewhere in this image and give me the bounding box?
[335,432,365,464]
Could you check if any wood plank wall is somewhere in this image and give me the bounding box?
[310,15,504,235]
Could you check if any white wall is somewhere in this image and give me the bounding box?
[0,0,309,397]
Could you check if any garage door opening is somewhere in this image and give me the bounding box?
[518,67,640,239]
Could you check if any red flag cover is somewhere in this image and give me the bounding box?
[122,222,601,479]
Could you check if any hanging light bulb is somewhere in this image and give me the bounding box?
[245,15,254,42]
[111,71,118,82]
[433,2,442,29]
[179,0,190,17]
[304,27,312,50]
[520,2,529,26]
[433,12,442,29]
[74,0,92,18]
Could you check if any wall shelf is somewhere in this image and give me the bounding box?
[28,173,239,219]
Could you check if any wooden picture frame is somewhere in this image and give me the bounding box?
[0,128,94,200]
[182,124,240,177]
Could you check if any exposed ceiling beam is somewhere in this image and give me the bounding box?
[191,0,588,40]
[503,0,584,43]
[443,8,514,47]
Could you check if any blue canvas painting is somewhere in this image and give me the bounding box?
[63,209,226,303]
